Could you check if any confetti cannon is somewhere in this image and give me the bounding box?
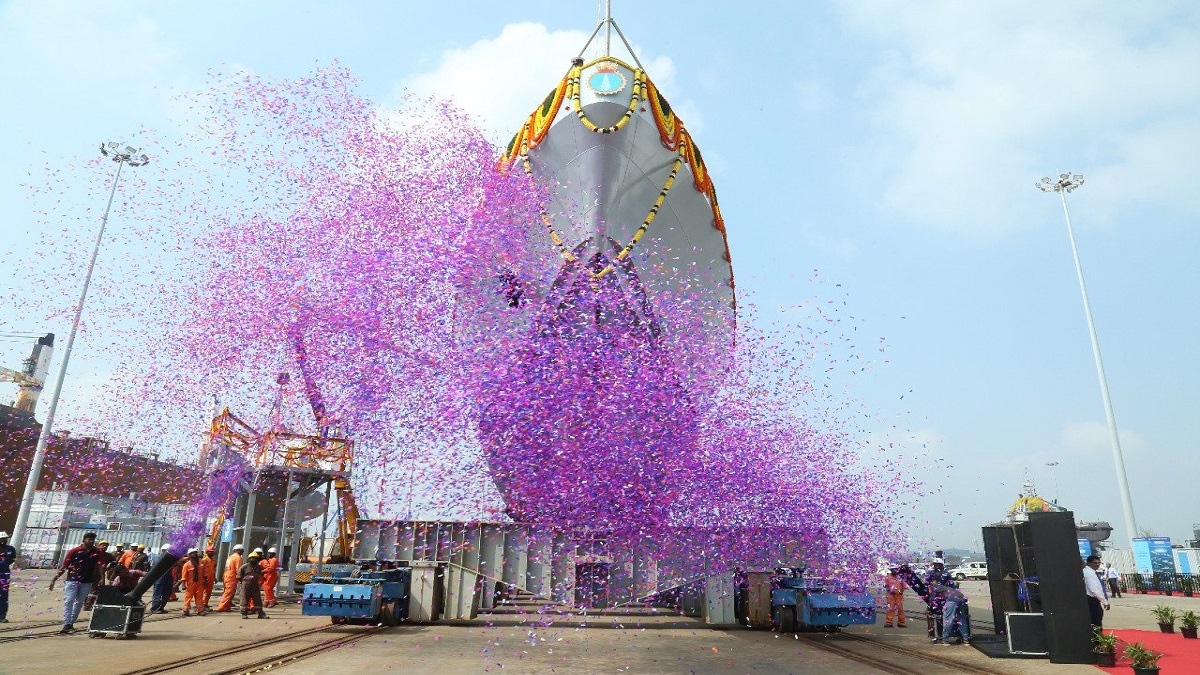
[87,551,180,639]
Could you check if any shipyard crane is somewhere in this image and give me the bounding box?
[198,323,359,561]
[201,406,355,553]
[0,333,54,414]
[289,322,359,563]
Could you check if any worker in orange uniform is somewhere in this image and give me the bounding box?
[118,543,137,570]
[179,549,208,617]
[884,567,907,628]
[199,548,218,613]
[260,547,280,607]
[214,543,245,612]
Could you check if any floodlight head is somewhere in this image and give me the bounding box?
[1036,171,1085,194]
[98,141,149,167]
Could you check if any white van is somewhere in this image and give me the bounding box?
[949,561,988,580]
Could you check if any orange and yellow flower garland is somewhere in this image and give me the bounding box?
[499,57,731,286]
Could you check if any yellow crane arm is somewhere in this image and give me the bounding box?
[333,477,358,561]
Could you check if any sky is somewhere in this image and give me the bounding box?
[0,0,1197,552]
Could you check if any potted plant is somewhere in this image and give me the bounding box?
[1181,576,1194,598]
[1152,604,1178,633]
[1131,573,1148,594]
[1093,627,1118,667]
[1181,610,1199,639]
[1160,573,1174,596]
[1124,642,1163,675]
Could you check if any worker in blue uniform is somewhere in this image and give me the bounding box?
[924,558,956,641]
[149,544,175,613]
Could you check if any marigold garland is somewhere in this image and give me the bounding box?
[499,69,572,169]
[608,155,684,265]
[524,153,684,278]
[569,63,645,135]
[498,57,731,289]
[644,78,684,152]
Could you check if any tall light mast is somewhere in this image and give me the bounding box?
[1037,172,1139,548]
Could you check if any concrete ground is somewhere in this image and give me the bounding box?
[295,611,1102,675]
[2,572,1196,673]
[960,579,1197,632]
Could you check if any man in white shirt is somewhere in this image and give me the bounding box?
[1103,563,1122,598]
[1084,555,1110,628]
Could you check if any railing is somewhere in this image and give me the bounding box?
[1121,572,1198,596]
[253,430,352,473]
[204,408,353,473]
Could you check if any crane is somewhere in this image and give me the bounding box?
[197,322,359,560]
[289,322,359,563]
[0,333,54,414]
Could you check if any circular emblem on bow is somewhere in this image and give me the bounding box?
[587,62,627,96]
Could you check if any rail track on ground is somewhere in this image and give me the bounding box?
[0,610,188,644]
[124,623,389,675]
[798,631,1006,675]
[0,619,63,635]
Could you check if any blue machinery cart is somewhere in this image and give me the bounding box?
[302,566,411,625]
[770,568,875,632]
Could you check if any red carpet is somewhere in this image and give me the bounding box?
[1093,629,1200,672]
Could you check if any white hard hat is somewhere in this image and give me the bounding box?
[267,547,277,553]
[233,544,244,550]
[932,557,945,565]
[0,531,9,539]
[187,548,198,554]
[161,544,171,551]
[132,542,142,548]
[253,547,263,554]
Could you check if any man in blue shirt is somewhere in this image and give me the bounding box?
[0,531,16,623]
[149,544,176,613]
[924,558,956,641]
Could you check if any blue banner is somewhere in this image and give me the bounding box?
[1133,538,1152,573]
[1077,538,1093,559]
[1177,551,1192,574]
[220,520,233,543]
[1133,537,1173,575]
[1148,537,1174,576]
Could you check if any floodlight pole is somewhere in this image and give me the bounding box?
[1036,172,1139,549]
[10,143,149,551]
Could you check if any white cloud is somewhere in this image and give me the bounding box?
[0,0,179,117]
[397,22,684,146]
[1059,420,1147,457]
[398,23,589,145]
[836,1,1200,236]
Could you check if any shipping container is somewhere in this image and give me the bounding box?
[17,489,213,567]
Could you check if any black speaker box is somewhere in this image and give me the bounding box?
[981,511,1093,663]
[1006,612,1049,655]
